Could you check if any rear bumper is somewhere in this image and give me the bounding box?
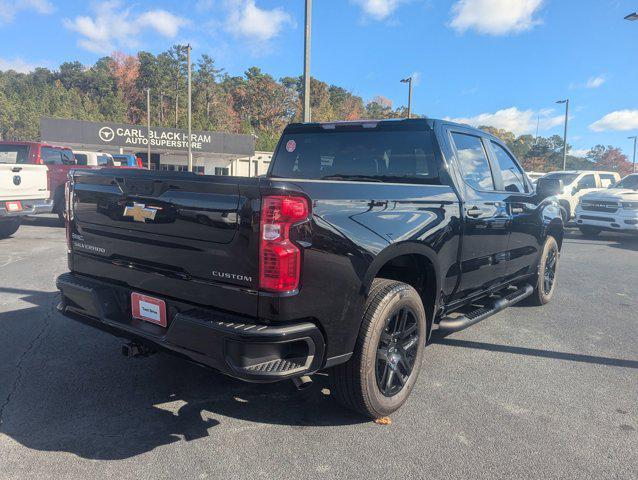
[56,272,326,382]
[0,198,54,217]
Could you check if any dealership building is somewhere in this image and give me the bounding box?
[40,117,273,176]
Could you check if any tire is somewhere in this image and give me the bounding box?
[579,226,601,237]
[0,218,21,239]
[331,279,427,419]
[529,236,559,306]
[53,188,65,226]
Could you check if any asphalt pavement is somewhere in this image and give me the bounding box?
[0,215,636,479]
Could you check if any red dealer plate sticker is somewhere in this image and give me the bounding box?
[5,201,22,212]
[131,293,167,328]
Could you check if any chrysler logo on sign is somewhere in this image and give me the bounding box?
[99,126,115,142]
[123,203,160,222]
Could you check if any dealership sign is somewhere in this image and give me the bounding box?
[40,117,254,156]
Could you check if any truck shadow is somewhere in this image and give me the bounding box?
[563,227,638,251]
[0,287,365,461]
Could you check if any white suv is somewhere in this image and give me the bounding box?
[540,170,621,222]
[575,173,638,236]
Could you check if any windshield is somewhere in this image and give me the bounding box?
[0,145,29,164]
[543,172,579,184]
[269,130,440,184]
[612,174,638,189]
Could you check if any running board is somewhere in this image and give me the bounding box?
[438,284,534,333]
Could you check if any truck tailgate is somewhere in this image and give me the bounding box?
[0,164,49,201]
[70,170,261,316]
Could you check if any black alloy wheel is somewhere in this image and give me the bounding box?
[543,247,558,296]
[376,306,420,397]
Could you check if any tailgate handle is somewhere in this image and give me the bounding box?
[11,166,22,173]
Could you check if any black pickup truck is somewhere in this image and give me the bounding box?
[57,118,564,418]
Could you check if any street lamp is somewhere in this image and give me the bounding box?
[302,0,312,123]
[400,77,412,119]
[629,136,637,173]
[624,12,638,21]
[556,99,569,170]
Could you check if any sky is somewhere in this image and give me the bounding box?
[1,0,638,157]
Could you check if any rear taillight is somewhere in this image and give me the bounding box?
[259,195,310,292]
[64,180,73,252]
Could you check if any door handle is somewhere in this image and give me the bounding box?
[466,206,482,218]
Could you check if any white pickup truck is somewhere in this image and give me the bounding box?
[0,147,53,238]
[575,173,638,236]
[539,170,621,222]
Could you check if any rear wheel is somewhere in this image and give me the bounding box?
[0,218,21,238]
[579,226,601,237]
[53,188,65,226]
[331,279,426,419]
[529,236,559,305]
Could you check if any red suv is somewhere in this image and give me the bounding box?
[0,142,84,221]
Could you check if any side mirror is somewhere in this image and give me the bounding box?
[536,177,563,199]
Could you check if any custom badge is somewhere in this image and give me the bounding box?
[123,203,160,223]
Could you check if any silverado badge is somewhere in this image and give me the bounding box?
[123,203,160,222]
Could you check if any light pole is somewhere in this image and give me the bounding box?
[556,99,569,170]
[303,0,312,122]
[629,136,637,173]
[146,88,151,170]
[187,44,193,172]
[400,77,412,118]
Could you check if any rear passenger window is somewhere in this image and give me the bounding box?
[490,141,528,193]
[41,147,62,165]
[451,132,495,191]
[74,154,88,165]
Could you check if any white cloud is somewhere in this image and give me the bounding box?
[590,110,638,132]
[570,148,589,158]
[352,0,403,21]
[64,1,189,54]
[0,57,39,73]
[448,106,564,135]
[225,0,293,42]
[585,76,605,89]
[450,0,544,35]
[0,0,53,24]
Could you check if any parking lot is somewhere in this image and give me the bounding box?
[0,216,636,480]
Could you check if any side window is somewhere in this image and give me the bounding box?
[61,150,74,165]
[450,132,495,191]
[599,174,616,188]
[577,174,596,190]
[214,167,229,176]
[74,154,88,165]
[490,141,528,193]
[41,147,62,165]
[96,155,112,166]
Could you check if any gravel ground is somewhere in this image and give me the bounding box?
[0,215,636,480]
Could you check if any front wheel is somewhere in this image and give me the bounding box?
[0,218,21,239]
[331,279,426,419]
[529,236,559,305]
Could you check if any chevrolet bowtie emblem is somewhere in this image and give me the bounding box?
[123,203,160,222]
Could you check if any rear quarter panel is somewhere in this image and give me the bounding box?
[259,179,461,359]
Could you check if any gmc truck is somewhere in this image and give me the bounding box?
[56,119,565,418]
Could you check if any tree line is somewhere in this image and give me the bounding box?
[0,44,633,175]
